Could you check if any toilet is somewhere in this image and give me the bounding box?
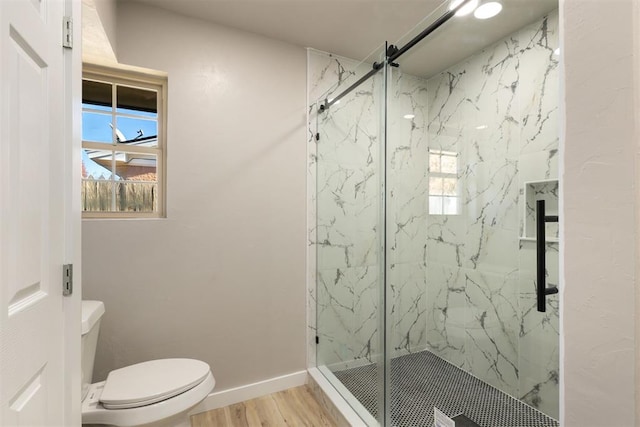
[81,301,215,427]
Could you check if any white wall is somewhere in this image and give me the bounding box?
[562,0,637,425]
[92,0,117,56]
[82,1,308,393]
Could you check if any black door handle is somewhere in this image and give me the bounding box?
[536,200,558,312]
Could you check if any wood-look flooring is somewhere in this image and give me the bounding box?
[190,386,338,427]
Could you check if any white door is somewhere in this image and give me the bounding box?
[0,0,72,426]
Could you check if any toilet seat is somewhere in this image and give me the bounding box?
[100,359,210,409]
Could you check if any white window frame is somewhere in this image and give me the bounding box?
[428,149,460,216]
[82,64,167,218]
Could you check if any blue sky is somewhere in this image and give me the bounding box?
[82,107,158,143]
[82,105,158,179]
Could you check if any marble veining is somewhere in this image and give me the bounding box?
[523,180,559,240]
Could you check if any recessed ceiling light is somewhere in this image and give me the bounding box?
[554,48,560,56]
[474,2,502,19]
[476,124,488,130]
[450,0,479,17]
[404,114,415,120]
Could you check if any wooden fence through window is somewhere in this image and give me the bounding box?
[82,179,157,212]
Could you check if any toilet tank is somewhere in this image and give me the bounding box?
[81,300,105,401]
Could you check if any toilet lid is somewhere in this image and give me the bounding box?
[100,359,211,409]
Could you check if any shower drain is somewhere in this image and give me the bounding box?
[333,351,559,427]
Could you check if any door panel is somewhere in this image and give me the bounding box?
[1,0,67,425]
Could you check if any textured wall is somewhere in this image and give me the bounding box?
[562,0,638,425]
[82,2,308,392]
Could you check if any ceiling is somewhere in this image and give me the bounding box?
[398,0,558,77]
[130,0,444,62]
[128,0,557,77]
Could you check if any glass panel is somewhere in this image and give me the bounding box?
[116,85,158,115]
[442,196,458,215]
[115,152,157,213]
[82,148,114,180]
[83,80,112,110]
[442,178,457,196]
[82,180,113,212]
[115,116,158,147]
[429,177,443,195]
[82,148,115,212]
[429,196,443,215]
[386,0,560,425]
[82,111,114,144]
[440,155,457,174]
[313,43,387,426]
[429,153,441,172]
[114,152,157,181]
[116,181,157,212]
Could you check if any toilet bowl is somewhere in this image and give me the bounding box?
[81,301,215,427]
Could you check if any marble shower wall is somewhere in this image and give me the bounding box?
[308,49,430,370]
[424,11,559,418]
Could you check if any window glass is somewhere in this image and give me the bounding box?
[443,178,457,196]
[441,155,457,174]
[429,177,443,195]
[116,85,157,115]
[82,80,112,110]
[116,116,158,147]
[82,112,114,144]
[429,196,443,215]
[113,150,157,213]
[82,148,114,180]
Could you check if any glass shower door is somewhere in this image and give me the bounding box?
[313,45,387,425]
[312,1,560,425]
[383,1,560,426]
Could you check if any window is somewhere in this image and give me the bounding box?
[428,149,460,215]
[82,65,167,218]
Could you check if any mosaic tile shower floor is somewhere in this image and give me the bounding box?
[333,351,559,427]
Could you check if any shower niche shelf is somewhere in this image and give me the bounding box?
[521,179,559,243]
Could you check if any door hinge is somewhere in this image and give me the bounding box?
[63,264,73,296]
[315,336,319,344]
[62,17,73,49]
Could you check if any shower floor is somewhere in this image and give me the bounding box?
[332,350,558,427]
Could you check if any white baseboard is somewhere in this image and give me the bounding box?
[188,370,308,416]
